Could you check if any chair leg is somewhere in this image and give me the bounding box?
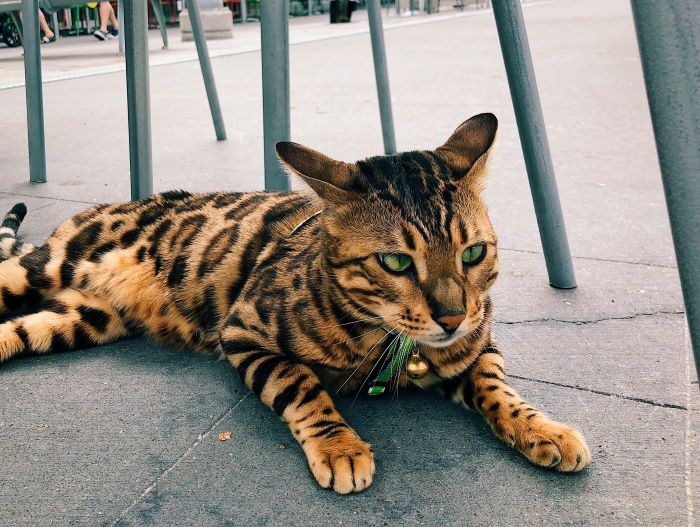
[631,1,700,386]
[21,0,47,184]
[492,0,576,289]
[367,0,397,155]
[185,0,227,141]
[123,0,153,200]
[118,1,124,54]
[9,11,23,44]
[260,0,290,190]
[148,0,169,48]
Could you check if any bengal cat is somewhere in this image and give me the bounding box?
[0,114,590,494]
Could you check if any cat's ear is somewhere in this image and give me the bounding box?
[435,113,498,185]
[276,142,361,203]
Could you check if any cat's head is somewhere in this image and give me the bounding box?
[277,113,498,348]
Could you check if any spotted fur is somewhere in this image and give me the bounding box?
[0,114,590,493]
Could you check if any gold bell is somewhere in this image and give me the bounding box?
[406,354,429,379]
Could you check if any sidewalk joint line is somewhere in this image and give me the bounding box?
[108,393,250,526]
[496,310,685,326]
[499,246,678,270]
[508,374,688,411]
[0,191,99,206]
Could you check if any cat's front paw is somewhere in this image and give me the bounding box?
[519,420,591,472]
[303,432,375,494]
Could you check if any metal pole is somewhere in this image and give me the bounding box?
[631,1,700,385]
[21,0,47,183]
[492,0,576,289]
[118,1,124,54]
[240,0,247,22]
[123,0,153,200]
[149,0,169,48]
[51,12,60,40]
[367,0,396,155]
[186,0,227,141]
[260,0,290,191]
[308,0,312,15]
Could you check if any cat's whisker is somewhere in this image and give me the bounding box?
[491,324,528,369]
[335,324,399,393]
[328,316,400,349]
[317,312,398,330]
[391,338,410,401]
[351,330,402,405]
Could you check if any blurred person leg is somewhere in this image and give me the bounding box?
[20,9,54,42]
[94,1,118,40]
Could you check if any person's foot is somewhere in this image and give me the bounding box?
[93,29,109,41]
[41,36,50,44]
[106,30,118,40]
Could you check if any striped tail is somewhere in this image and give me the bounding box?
[0,203,35,261]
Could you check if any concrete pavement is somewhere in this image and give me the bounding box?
[0,1,698,525]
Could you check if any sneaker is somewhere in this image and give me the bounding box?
[106,30,118,40]
[94,29,109,40]
[41,36,50,44]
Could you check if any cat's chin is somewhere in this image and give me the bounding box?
[414,332,465,348]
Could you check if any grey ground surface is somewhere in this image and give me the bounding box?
[0,1,698,526]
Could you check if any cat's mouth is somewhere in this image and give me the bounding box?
[393,313,484,348]
[415,331,465,348]
[383,326,466,348]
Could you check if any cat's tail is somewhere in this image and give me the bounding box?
[0,203,35,261]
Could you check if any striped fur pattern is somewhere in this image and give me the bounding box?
[0,203,35,261]
[0,114,590,493]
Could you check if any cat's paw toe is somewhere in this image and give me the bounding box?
[306,435,375,494]
[523,422,591,472]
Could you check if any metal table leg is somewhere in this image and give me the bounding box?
[260,0,290,191]
[149,0,169,48]
[22,0,47,183]
[123,0,153,200]
[118,1,124,54]
[186,0,227,141]
[492,0,576,289]
[367,0,396,155]
[631,0,700,385]
[51,11,59,40]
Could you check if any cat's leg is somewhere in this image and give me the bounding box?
[443,344,591,472]
[0,289,128,363]
[221,327,375,494]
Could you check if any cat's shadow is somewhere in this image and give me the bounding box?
[2,338,589,498]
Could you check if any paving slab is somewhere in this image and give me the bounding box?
[0,342,238,526]
[491,249,682,323]
[21,364,684,527]
[1,0,698,525]
[494,314,689,409]
[0,321,696,526]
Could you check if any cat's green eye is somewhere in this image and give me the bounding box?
[462,244,486,266]
[379,253,413,273]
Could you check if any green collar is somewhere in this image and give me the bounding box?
[367,335,415,396]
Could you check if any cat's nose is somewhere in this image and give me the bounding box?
[433,311,466,334]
